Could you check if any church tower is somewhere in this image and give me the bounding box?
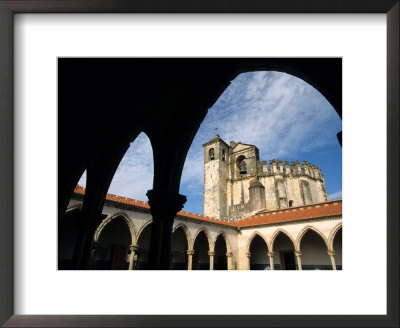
[202,135,229,219]
[202,135,328,221]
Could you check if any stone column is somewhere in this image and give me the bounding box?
[246,252,251,270]
[328,250,337,270]
[186,250,195,270]
[295,251,302,270]
[268,252,275,270]
[128,245,139,270]
[208,251,215,270]
[226,252,233,270]
[146,189,186,270]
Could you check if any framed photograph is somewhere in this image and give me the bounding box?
[0,1,398,327]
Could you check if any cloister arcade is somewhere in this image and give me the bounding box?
[61,190,342,271]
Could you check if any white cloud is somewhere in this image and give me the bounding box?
[77,133,154,201]
[79,71,341,211]
[107,133,154,201]
[181,71,341,212]
[328,190,342,200]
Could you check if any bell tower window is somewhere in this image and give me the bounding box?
[209,148,215,160]
[237,155,247,175]
[222,149,226,161]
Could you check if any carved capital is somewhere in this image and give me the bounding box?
[327,250,336,257]
[246,252,251,258]
[295,251,302,257]
[186,250,195,256]
[208,251,216,256]
[226,252,233,257]
[146,189,187,220]
[267,252,275,257]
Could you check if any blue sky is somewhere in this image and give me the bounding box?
[79,71,342,214]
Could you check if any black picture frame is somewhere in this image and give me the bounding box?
[0,1,398,327]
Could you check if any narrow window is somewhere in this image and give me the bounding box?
[209,148,215,160]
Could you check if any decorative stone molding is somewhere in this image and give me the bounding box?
[186,250,195,256]
[146,189,187,220]
[226,252,233,257]
[208,251,216,256]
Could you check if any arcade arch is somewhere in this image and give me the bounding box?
[297,227,331,270]
[192,229,211,270]
[214,233,228,270]
[136,221,152,270]
[171,226,190,270]
[93,216,132,270]
[271,230,296,270]
[248,232,270,270]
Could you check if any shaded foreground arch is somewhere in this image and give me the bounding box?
[59,58,342,270]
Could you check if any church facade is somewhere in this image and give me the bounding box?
[61,136,342,271]
[203,134,328,220]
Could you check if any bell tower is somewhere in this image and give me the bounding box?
[202,135,229,220]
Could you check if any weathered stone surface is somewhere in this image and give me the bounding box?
[203,136,328,220]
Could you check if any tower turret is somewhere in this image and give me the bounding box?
[202,135,230,219]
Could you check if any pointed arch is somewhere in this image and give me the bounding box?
[270,228,296,252]
[65,206,82,214]
[193,227,213,252]
[173,223,193,250]
[137,220,153,241]
[328,223,342,251]
[94,213,137,245]
[107,131,154,205]
[247,231,269,253]
[296,226,329,251]
[214,231,232,253]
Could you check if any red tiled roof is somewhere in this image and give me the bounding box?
[72,186,341,228]
[73,186,235,227]
[236,200,342,228]
[74,185,151,209]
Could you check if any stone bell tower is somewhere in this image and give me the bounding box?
[202,135,229,219]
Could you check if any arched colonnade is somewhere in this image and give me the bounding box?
[91,214,233,270]
[246,224,342,270]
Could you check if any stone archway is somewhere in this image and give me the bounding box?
[193,230,211,270]
[271,230,296,270]
[136,222,152,270]
[93,216,132,270]
[298,228,331,270]
[332,227,342,270]
[248,233,270,270]
[214,234,228,270]
[171,226,189,270]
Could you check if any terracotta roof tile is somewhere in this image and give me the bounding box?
[72,186,341,228]
[235,200,342,227]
